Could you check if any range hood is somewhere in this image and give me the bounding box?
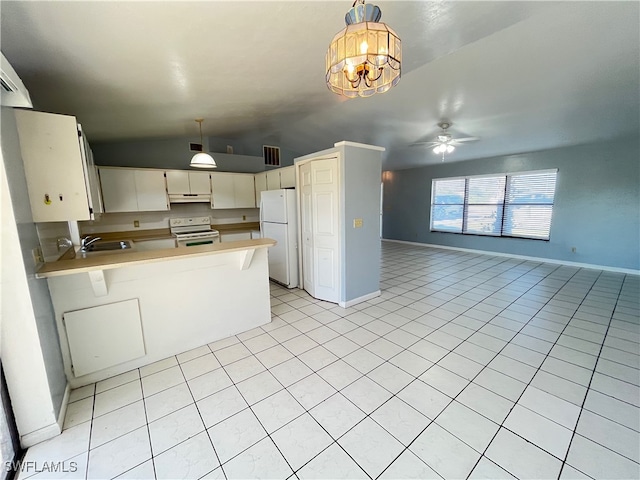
[168,193,212,204]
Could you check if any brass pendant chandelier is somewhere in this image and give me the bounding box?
[325,0,401,98]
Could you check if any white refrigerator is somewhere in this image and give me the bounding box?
[260,189,299,288]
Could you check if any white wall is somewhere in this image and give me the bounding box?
[0,149,61,447]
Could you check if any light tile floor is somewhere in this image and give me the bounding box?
[18,243,640,479]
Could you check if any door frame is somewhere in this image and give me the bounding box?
[294,153,342,298]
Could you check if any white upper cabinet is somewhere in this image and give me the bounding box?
[210,173,235,209]
[210,172,255,209]
[166,170,211,194]
[134,170,169,211]
[266,170,281,190]
[254,172,267,205]
[165,170,190,194]
[189,172,212,194]
[99,168,137,212]
[234,174,256,208]
[99,167,168,213]
[279,166,295,188]
[14,110,100,222]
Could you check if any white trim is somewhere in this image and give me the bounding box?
[339,290,381,308]
[432,168,558,182]
[21,422,62,448]
[333,141,385,152]
[56,383,71,431]
[382,239,640,275]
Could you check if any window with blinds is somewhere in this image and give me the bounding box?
[430,169,557,240]
[503,171,557,240]
[464,176,505,235]
[430,178,465,233]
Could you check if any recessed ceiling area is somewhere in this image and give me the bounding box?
[1,1,638,169]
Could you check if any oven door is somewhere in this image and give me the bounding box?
[176,234,220,248]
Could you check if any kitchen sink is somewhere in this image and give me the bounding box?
[79,240,133,255]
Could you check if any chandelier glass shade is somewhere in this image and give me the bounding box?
[326,1,401,98]
[190,119,217,169]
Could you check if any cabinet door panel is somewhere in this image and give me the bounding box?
[210,173,235,209]
[15,110,91,222]
[254,172,267,205]
[279,166,296,188]
[134,170,168,211]
[266,170,281,190]
[99,169,138,212]
[166,171,190,194]
[189,172,211,194]
[234,174,256,208]
[64,299,145,377]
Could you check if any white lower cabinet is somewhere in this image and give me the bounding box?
[63,299,145,377]
[220,232,252,242]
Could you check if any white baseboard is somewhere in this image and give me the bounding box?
[56,383,71,430]
[382,239,640,275]
[339,290,381,308]
[21,422,62,448]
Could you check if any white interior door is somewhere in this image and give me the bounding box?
[310,158,340,303]
[299,162,315,297]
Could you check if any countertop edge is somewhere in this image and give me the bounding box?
[36,238,276,279]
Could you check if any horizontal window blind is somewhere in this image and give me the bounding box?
[464,176,505,235]
[503,171,557,239]
[430,170,557,240]
[431,178,465,233]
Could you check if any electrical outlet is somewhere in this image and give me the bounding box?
[134,220,140,228]
[32,247,44,265]
[571,247,576,253]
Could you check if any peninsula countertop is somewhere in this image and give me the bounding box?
[36,238,275,279]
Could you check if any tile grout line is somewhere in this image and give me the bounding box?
[557,273,633,478]
[465,269,609,480]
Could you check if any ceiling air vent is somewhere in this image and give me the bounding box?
[263,145,280,166]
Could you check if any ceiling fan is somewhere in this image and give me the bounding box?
[411,122,479,160]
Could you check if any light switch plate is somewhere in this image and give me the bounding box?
[353,218,363,228]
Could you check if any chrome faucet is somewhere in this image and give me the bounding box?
[80,235,101,250]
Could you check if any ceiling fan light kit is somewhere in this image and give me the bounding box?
[411,121,479,161]
[326,0,402,98]
[190,119,217,169]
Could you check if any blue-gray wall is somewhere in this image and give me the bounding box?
[92,135,300,172]
[383,137,640,271]
[1,107,66,415]
[341,144,383,301]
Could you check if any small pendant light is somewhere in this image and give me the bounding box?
[190,119,217,169]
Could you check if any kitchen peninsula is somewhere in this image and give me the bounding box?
[37,238,275,388]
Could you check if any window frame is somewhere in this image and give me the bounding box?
[430,169,558,241]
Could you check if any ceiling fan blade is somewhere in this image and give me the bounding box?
[410,141,439,147]
[452,136,480,143]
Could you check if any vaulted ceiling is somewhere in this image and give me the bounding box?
[2,1,638,169]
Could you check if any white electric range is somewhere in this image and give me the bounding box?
[169,216,220,247]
